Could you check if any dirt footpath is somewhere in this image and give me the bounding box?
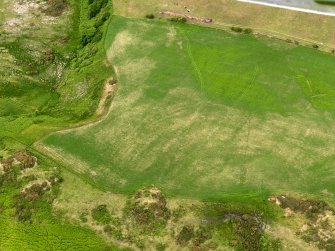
[96,78,118,116]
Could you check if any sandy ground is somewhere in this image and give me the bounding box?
[96,78,117,116]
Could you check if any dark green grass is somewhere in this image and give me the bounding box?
[43,16,335,202]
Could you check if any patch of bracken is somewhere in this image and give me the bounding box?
[1,151,36,171]
[125,187,170,231]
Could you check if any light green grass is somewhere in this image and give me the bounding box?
[0,217,107,251]
[43,16,335,202]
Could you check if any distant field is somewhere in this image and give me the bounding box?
[113,0,335,49]
[42,15,335,201]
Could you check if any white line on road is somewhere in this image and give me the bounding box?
[238,0,335,16]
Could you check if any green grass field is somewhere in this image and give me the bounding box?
[3,0,335,249]
[43,15,335,202]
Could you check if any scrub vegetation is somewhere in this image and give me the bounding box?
[0,0,116,250]
[0,150,109,250]
[0,0,113,145]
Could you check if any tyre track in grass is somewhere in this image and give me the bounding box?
[179,25,260,185]
[178,27,205,92]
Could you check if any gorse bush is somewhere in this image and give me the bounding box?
[80,0,111,47]
[244,28,253,34]
[231,26,253,35]
[169,17,187,23]
[231,26,243,33]
[92,204,112,224]
[94,12,111,28]
[87,0,109,19]
[145,14,155,19]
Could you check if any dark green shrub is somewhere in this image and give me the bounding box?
[176,225,194,246]
[80,27,97,46]
[243,28,253,34]
[91,204,111,224]
[145,14,155,19]
[94,12,111,28]
[87,0,109,19]
[169,17,187,23]
[231,26,243,33]
[315,0,335,5]
[14,198,32,223]
[92,30,103,42]
[103,225,123,239]
[312,44,319,49]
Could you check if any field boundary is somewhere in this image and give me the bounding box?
[211,20,335,52]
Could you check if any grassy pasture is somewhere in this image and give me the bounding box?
[113,0,335,49]
[43,16,335,202]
